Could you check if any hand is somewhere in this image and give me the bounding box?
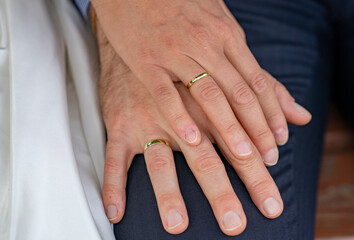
[97,21,289,237]
[91,0,311,167]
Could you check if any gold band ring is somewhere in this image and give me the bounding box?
[144,139,171,153]
[187,72,210,89]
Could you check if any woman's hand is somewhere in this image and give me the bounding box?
[94,21,308,236]
[92,0,311,167]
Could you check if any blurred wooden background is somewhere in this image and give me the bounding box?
[315,108,354,239]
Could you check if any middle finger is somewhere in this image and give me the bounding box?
[194,54,279,166]
[209,125,284,219]
[143,136,189,234]
[176,133,247,236]
[169,56,254,161]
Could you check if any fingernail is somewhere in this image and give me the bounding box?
[263,148,279,166]
[236,141,252,156]
[263,198,281,217]
[293,102,310,115]
[166,209,184,229]
[107,205,118,221]
[185,128,198,144]
[274,128,288,146]
[222,211,242,231]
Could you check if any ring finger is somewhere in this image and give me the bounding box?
[168,56,254,161]
[142,135,189,234]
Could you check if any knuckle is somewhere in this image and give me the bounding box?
[224,122,239,135]
[162,35,178,49]
[104,159,125,175]
[103,111,126,129]
[231,151,256,166]
[104,141,129,174]
[103,183,120,196]
[147,153,171,173]
[254,127,273,140]
[190,26,211,48]
[137,47,157,64]
[274,81,287,93]
[211,192,236,206]
[274,81,293,100]
[267,111,285,124]
[213,16,234,39]
[249,178,272,195]
[251,73,269,94]
[237,27,246,41]
[157,192,181,205]
[198,81,223,102]
[104,159,119,172]
[170,112,186,127]
[232,84,256,106]
[274,81,296,101]
[152,84,175,103]
[194,152,224,175]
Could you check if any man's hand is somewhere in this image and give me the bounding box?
[91,0,312,168]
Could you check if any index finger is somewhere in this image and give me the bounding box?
[139,65,202,146]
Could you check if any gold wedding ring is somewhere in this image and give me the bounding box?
[187,72,210,89]
[144,139,171,153]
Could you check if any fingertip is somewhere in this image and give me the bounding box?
[182,124,202,146]
[234,141,253,158]
[211,192,247,236]
[283,101,312,126]
[292,102,311,117]
[262,197,283,219]
[288,101,312,125]
[262,147,279,166]
[306,113,312,124]
[163,208,189,234]
[274,81,312,126]
[300,114,312,126]
[221,210,247,236]
[274,127,289,146]
[103,188,127,224]
[105,201,126,224]
[106,205,119,223]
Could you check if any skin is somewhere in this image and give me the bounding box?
[91,0,311,167]
[95,16,312,236]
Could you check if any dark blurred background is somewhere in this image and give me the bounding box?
[315,106,354,239]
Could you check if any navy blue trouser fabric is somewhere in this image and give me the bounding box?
[113,1,353,239]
